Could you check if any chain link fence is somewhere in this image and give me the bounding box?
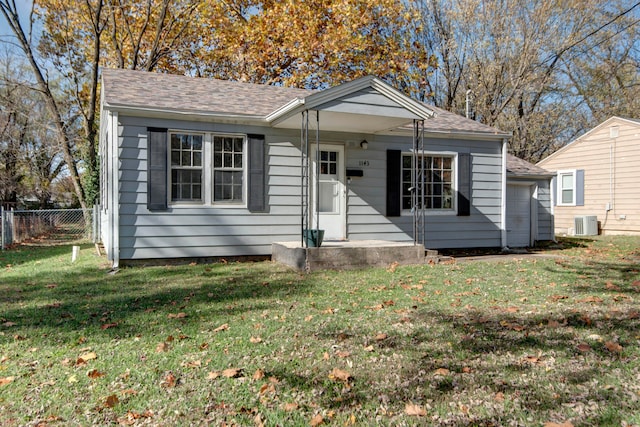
[1,207,99,249]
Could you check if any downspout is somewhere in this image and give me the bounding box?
[110,111,120,269]
[500,139,508,249]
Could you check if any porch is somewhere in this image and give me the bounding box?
[272,240,440,271]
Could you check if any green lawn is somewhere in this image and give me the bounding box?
[1,237,639,426]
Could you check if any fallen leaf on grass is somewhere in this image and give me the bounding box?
[605,341,623,353]
[250,336,262,344]
[222,368,243,378]
[160,372,177,388]
[544,422,573,427]
[336,350,351,358]
[577,343,592,352]
[328,368,351,383]
[310,413,324,426]
[259,383,275,395]
[549,295,568,301]
[2,321,17,327]
[156,342,170,353]
[167,312,187,319]
[100,322,118,330]
[182,360,201,369]
[118,410,153,425]
[405,403,427,416]
[213,323,229,332]
[375,333,388,341]
[207,371,220,380]
[523,356,542,365]
[578,296,603,303]
[283,402,299,411]
[363,345,374,352]
[87,369,105,379]
[105,394,119,408]
[253,369,265,380]
[434,368,450,376]
[78,352,97,363]
[605,282,620,291]
[494,392,505,402]
[0,376,15,386]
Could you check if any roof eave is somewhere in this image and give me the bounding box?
[102,102,268,123]
[508,172,555,179]
[389,127,512,140]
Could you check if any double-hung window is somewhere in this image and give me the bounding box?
[170,133,203,202]
[168,132,246,205]
[213,136,244,203]
[401,154,455,211]
[556,169,585,207]
[557,170,576,206]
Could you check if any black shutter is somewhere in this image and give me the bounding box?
[248,134,266,213]
[457,153,471,216]
[147,128,168,211]
[386,150,401,217]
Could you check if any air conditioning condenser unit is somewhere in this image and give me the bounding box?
[574,215,598,236]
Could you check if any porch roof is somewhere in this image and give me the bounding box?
[266,75,435,133]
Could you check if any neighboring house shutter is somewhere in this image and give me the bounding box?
[147,127,168,211]
[248,134,267,213]
[576,169,584,206]
[551,176,557,206]
[457,153,471,216]
[386,150,401,217]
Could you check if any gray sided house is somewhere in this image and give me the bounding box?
[99,69,552,267]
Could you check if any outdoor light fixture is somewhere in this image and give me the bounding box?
[360,140,368,150]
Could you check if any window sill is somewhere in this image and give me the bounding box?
[401,209,456,216]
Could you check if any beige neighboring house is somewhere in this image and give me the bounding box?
[537,116,640,236]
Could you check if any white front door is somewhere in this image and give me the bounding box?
[311,144,346,240]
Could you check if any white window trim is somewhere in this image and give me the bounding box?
[400,151,458,216]
[167,130,247,208]
[211,133,248,208]
[556,169,577,206]
[168,131,206,206]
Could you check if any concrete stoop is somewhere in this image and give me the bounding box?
[272,240,443,271]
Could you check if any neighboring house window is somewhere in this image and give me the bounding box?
[401,154,455,211]
[170,132,203,202]
[557,170,576,206]
[555,169,584,207]
[213,136,245,203]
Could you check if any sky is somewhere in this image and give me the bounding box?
[0,0,35,43]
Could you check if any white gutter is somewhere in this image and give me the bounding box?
[500,139,508,249]
[103,103,267,123]
[265,97,305,123]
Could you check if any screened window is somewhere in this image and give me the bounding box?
[213,136,244,203]
[401,154,454,210]
[170,133,203,202]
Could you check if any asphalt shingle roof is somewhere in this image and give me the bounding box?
[101,68,508,136]
[102,68,310,117]
[507,154,553,177]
